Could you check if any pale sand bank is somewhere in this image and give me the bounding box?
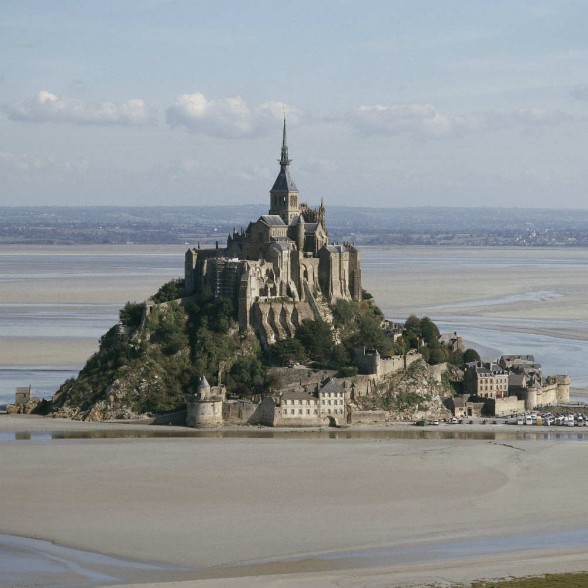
[0,337,97,365]
[0,416,587,587]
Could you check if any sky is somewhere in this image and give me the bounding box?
[2,0,588,209]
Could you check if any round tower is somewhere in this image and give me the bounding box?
[187,375,223,428]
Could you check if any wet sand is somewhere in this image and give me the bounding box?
[1,416,587,587]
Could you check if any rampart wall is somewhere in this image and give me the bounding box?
[354,348,421,377]
[349,410,387,425]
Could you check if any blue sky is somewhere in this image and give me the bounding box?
[2,0,588,208]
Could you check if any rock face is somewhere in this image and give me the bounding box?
[7,398,49,415]
[352,359,452,422]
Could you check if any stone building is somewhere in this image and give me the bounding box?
[464,361,509,399]
[15,386,32,405]
[275,377,348,426]
[186,376,225,428]
[460,357,570,416]
[184,118,362,344]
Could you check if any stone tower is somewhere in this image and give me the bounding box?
[269,116,300,224]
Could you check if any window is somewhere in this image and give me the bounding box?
[298,409,302,415]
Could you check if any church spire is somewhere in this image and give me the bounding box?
[269,116,299,223]
[279,115,291,166]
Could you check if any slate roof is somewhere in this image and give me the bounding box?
[271,164,298,192]
[259,214,286,226]
[319,378,345,395]
[281,388,317,401]
[269,241,292,251]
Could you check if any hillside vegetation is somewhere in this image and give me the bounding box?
[51,280,470,420]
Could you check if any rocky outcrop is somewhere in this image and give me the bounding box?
[352,359,452,422]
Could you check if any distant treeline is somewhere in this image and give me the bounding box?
[2,205,588,247]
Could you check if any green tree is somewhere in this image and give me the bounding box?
[420,316,440,345]
[428,343,449,365]
[448,349,465,366]
[229,356,265,395]
[463,348,481,363]
[295,319,333,364]
[332,299,357,327]
[119,302,144,328]
[269,338,307,365]
[152,279,185,303]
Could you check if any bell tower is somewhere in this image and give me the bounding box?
[269,116,300,224]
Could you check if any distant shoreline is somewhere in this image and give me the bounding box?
[3,205,588,247]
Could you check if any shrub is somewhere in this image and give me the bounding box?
[152,279,185,303]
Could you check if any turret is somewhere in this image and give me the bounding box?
[196,375,211,400]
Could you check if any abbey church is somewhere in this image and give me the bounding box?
[184,119,362,345]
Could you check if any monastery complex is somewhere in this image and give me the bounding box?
[184,118,361,346]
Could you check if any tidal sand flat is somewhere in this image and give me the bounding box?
[1,417,587,587]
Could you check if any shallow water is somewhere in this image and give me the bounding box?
[0,533,191,588]
[1,426,587,443]
[7,524,587,588]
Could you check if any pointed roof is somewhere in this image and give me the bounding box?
[271,116,298,192]
[197,375,210,391]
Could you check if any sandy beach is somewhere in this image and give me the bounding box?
[1,415,587,587]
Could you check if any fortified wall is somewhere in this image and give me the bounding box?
[524,375,570,410]
[354,347,421,377]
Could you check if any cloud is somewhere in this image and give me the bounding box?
[3,91,154,126]
[166,92,300,138]
[347,104,453,137]
[346,103,575,138]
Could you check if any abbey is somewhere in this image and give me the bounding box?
[184,119,362,345]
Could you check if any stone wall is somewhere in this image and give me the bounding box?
[494,396,525,416]
[349,410,387,425]
[353,347,421,377]
[222,400,258,425]
[268,366,338,389]
[526,376,570,410]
